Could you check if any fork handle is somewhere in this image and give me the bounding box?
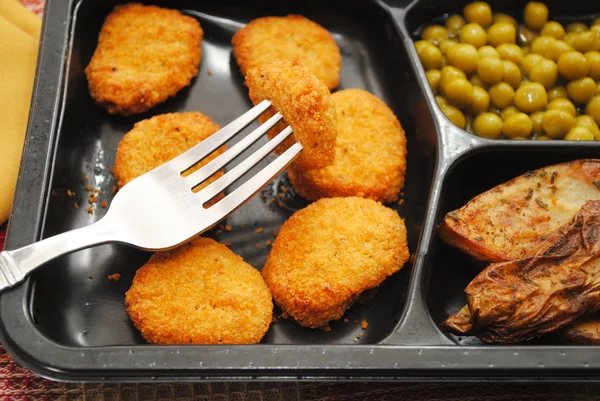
[0,217,116,292]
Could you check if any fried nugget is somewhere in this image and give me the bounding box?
[246,60,337,171]
[262,197,409,329]
[85,3,203,115]
[112,112,225,204]
[288,89,407,203]
[232,15,341,90]
[126,237,273,344]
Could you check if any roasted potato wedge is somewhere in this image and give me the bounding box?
[559,317,600,345]
[443,200,600,344]
[439,159,600,263]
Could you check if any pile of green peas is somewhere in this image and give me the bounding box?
[416,1,600,140]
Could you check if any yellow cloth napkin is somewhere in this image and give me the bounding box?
[0,7,40,224]
[0,0,41,38]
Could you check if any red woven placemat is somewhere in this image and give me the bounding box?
[0,224,5,253]
[21,0,44,17]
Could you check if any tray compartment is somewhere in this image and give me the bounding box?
[403,0,600,140]
[27,0,438,347]
[8,0,600,381]
[424,144,600,345]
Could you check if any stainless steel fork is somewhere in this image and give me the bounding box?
[0,100,301,292]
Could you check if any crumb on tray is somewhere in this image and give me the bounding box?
[108,273,121,281]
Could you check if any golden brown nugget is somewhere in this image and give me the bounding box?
[112,112,225,204]
[262,197,409,329]
[85,3,203,115]
[289,89,407,203]
[246,60,337,171]
[232,15,341,90]
[126,237,273,344]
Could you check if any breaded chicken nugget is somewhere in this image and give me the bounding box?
[246,60,337,171]
[232,15,341,90]
[289,89,407,203]
[262,197,409,329]
[126,237,273,344]
[112,112,225,204]
[85,3,203,115]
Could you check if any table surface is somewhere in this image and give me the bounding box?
[2,2,600,399]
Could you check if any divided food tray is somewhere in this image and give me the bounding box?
[2,0,600,381]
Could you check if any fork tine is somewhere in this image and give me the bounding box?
[184,111,283,187]
[209,142,303,217]
[196,125,294,203]
[168,99,273,172]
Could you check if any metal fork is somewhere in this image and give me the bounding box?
[0,100,301,292]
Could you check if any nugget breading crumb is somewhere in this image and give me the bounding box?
[112,112,225,204]
[262,197,409,329]
[125,237,273,344]
[361,320,369,330]
[246,60,337,171]
[108,273,121,281]
[232,15,341,90]
[289,89,407,203]
[85,3,203,115]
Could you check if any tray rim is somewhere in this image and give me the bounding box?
[3,0,600,382]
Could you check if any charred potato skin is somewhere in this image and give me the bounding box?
[438,159,600,263]
[559,318,600,345]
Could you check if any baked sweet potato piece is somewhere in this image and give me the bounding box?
[442,200,600,344]
[439,159,600,263]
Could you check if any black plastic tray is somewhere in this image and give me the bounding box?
[3,0,600,382]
